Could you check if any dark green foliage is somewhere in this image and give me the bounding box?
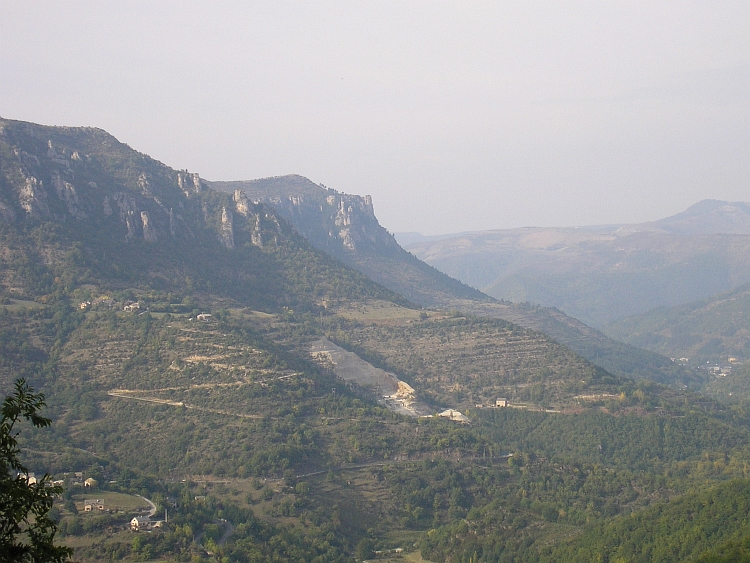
[695,533,750,563]
[477,408,750,471]
[0,379,71,563]
[3,118,750,562]
[547,479,750,562]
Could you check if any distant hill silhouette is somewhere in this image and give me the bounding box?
[404,201,750,327]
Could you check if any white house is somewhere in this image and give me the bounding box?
[130,516,151,531]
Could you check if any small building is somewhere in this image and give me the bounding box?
[196,313,212,321]
[496,398,508,407]
[123,302,140,312]
[84,477,98,488]
[131,516,151,531]
[84,499,104,512]
[79,301,91,310]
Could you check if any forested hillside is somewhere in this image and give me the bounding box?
[214,174,701,391]
[605,282,750,365]
[1,118,750,562]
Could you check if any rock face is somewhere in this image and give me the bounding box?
[233,189,251,217]
[209,175,486,307]
[219,207,234,249]
[0,118,283,249]
[178,172,202,196]
[211,176,399,258]
[140,211,158,243]
[52,171,86,220]
[19,176,50,219]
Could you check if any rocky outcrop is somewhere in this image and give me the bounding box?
[178,172,202,196]
[233,189,251,217]
[250,215,264,247]
[52,171,86,220]
[261,191,396,255]
[19,176,50,219]
[140,211,158,242]
[219,207,234,249]
[138,173,152,196]
[209,175,488,308]
[46,140,69,167]
[113,192,139,241]
[0,119,300,253]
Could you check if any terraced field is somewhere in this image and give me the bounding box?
[331,314,617,409]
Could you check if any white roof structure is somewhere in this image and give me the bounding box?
[438,409,470,423]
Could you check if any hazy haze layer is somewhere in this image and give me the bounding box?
[1,1,747,234]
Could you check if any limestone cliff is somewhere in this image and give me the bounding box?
[212,176,397,258]
[0,117,281,250]
[219,207,234,249]
[210,175,487,307]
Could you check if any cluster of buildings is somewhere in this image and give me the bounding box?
[79,296,115,310]
[83,499,106,512]
[17,471,98,490]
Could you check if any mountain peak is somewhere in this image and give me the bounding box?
[646,199,750,235]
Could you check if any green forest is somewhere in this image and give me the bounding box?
[2,118,750,562]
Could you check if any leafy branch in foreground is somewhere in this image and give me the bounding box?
[0,379,71,563]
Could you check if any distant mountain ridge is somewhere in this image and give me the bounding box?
[0,116,699,389]
[404,200,750,327]
[632,199,750,236]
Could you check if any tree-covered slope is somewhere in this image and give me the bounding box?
[3,117,750,562]
[605,282,750,365]
[212,174,701,391]
[546,479,750,562]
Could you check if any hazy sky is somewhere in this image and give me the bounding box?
[1,2,748,234]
